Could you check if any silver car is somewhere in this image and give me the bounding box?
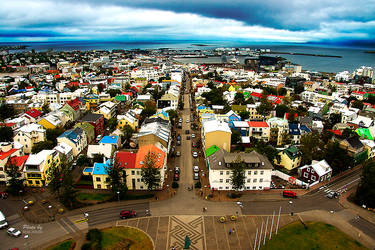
[7,227,21,237]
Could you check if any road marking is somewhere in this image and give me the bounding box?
[334,177,361,192]
[74,218,88,224]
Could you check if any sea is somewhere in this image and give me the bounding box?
[1,41,375,74]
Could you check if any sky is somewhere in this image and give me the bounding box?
[1,0,375,45]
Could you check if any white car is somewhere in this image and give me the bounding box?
[193,165,199,172]
[191,133,196,138]
[193,152,198,158]
[7,227,21,237]
[186,119,190,123]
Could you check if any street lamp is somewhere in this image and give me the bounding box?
[117,191,120,202]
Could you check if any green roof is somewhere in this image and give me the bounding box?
[205,145,221,157]
[356,128,373,140]
[115,95,127,101]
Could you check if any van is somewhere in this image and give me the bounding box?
[283,190,297,198]
[0,210,8,229]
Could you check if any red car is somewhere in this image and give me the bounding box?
[120,210,136,219]
[174,173,180,181]
[283,190,297,198]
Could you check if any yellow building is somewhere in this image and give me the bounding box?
[91,159,111,189]
[38,114,62,129]
[202,120,231,152]
[277,146,302,170]
[24,150,60,187]
[117,113,138,131]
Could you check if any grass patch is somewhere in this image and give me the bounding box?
[77,192,113,202]
[101,227,153,250]
[47,239,74,250]
[261,221,368,250]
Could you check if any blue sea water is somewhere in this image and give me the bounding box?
[1,41,375,73]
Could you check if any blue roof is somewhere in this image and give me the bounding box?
[197,105,208,110]
[289,124,301,135]
[300,125,312,133]
[83,167,93,173]
[92,159,112,175]
[99,135,119,144]
[58,128,83,144]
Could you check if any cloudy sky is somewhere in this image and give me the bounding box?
[1,0,375,45]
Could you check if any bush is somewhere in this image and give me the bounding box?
[194,181,201,189]
[227,192,242,199]
[86,229,102,243]
[172,181,179,189]
[81,243,91,250]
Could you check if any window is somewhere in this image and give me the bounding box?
[252,186,256,190]
[220,179,223,183]
[253,179,257,183]
[303,172,309,178]
[307,168,310,172]
[225,187,229,190]
[219,187,223,190]
[246,186,251,190]
[137,171,140,175]
[28,180,32,184]
[260,178,263,182]
[131,170,135,175]
[226,179,230,183]
[105,178,110,182]
[0,167,3,171]
[260,171,264,175]
[311,175,316,181]
[254,171,258,175]
[248,171,251,175]
[220,171,223,175]
[226,171,230,175]
[96,177,101,181]
[259,186,263,190]
[137,178,140,182]
[246,179,251,183]
[97,184,101,189]
[35,180,40,185]
[311,169,315,174]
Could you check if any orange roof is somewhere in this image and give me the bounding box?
[135,144,165,169]
[7,155,29,170]
[248,121,269,128]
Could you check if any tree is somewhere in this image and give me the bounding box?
[299,133,320,166]
[229,155,246,191]
[251,141,280,164]
[323,141,354,175]
[256,96,272,116]
[107,89,122,98]
[42,103,51,114]
[238,110,250,120]
[76,154,89,166]
[106,159,128,199]
[140,101,157,123]
[122,125,134,144]
[92,154,104,164]
[64,120,74,130]
[141,151,161,190]
[46,128,65,145]
[352,100,364,110]
[342,128,357,139]
[233,92,245,105]
[166,110,178,122]
[31,140,54,154]
[294,85,305,94]
[0,126,13,142]
[105,117,117,130]
[354,160,375,208]
[47,159,63,197]
[275,105,289,118]
[0,104,15,121]
[59,160,78,209]
[5,160,24,195]
[231,130,242,145]
[328,113,342,128]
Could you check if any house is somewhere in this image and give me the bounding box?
[226,110,241,128]
[57,127,87,157]
[95,101,117,119]
[248,121,270,142]
[207,149,273,191]
[0,142,24,185]
[117,112,138,131]
[92,159,111,189]
[137,121,171,150]
[268,117,289,146]
[288,124,312,144]
[79,113,105,137]
[202,120,231,153]
[13,123,46,154]
[38,113,63,129]
[23,109,42,124]
[348,115,373,129]
[60,98,83,121]
[277,145,302,170]
[74,122,95,144]
[87,144,114,159]
[99,135,121,149]
[298,160,332,186]
[158,93,179,110]
[53,142,73,163]
[360,139,375,159]
[24,149,60,187]
[335,135,368,163]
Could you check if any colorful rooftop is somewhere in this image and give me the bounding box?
[205,145,221,158]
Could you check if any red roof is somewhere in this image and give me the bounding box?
[123,92,133,96]
[7,155,29,171]
[250,92,263,98]
[352,91,366,95]
[248,121,269,128]
[328,129,342,136]
[0,148,19,161]
[0,122,16,127]
[115,151,137,169]
[66,98,81,111]
[26,109,42,118]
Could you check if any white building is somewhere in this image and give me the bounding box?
[208,149,273,191]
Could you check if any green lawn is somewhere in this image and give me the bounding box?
[261,221,367,250]
[101,227,153,250]
[77,192,113,201]
[47,239,74,250]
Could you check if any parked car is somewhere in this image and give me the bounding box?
[176,151,181,157]
[7,228,21,237]
[191,133,196,138]
[186,119,190,123]
[120,210,136,219]
[185,130,190,134]
[283,190,297,198]
[192,142,196,148]
[175,166,180,173]
[193,165,199,172]
[194,172,199,180]
[176,140,181,146]
[192,152,198,158]
[186,136,191,140]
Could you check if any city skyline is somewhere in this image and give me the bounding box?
[1,0,375,45]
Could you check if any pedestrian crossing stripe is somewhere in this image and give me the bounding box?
[74,218,88,224]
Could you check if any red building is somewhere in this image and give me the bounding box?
[79,113,104,137]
